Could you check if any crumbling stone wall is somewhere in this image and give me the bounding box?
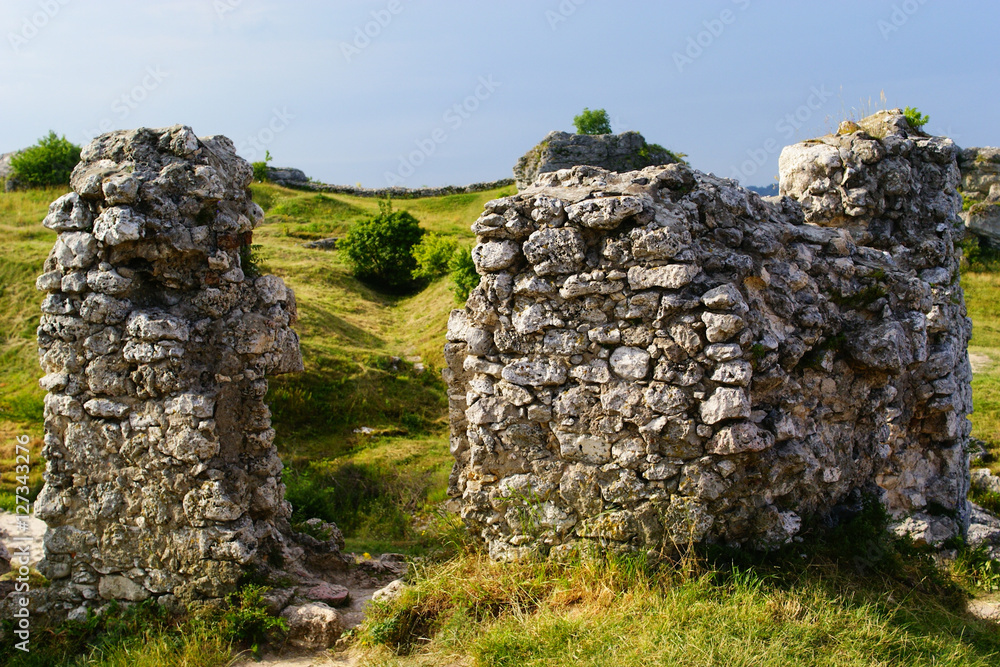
[34,126,303,614]
[957,146,1000,245]
[447,111,971,560]
[959,146,1000,203]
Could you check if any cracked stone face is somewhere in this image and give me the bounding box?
[34,126,304,613]
[447,111,972,561]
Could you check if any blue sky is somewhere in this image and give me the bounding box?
[2,0,998,188]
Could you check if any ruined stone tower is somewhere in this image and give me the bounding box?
[446,110,971,560]
[34,126,303,613]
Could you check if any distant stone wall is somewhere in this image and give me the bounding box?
[34,126,304,615]
[268,173,514,199]
[446,111,970,560]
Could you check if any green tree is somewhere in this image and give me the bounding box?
[252,149,273,182]
[9,131,81,187]
[450,246,480,303]
[412,233,458,281]
[340,198,425,291]
[573,107,612,135]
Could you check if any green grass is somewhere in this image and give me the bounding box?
[0,188,59,511]
[0,585,283,666]
[0,187,58,427]
[284,432,454,554]
[964,271,1000,472]
[355,540,1000,666]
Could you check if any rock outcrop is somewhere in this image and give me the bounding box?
[265,166,309,187]
[1,150,22,191]
[959,147,1000,202]
[958,146,1000,245]
[447,111,971,560]
[33,126,306,615]
[0,151,15,180]
[514,131,679,191]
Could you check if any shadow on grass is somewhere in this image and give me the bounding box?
[268,347,446,459]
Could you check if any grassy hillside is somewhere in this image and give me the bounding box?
[2,183,1000,665]
[964,271,1000,476]
[0,187,60,509]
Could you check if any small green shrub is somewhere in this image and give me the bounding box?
[450,245,480,303]
[239,243,267,278]
[904,106,929,130]
[960,234,1000,272]
[9,131,81,187]
[573,107,612,135]
[951,540,1000,592]
[413,233,458,280]
[642,142,688,165]
[222,584,288,656]
[971,487,1000,515]
[252,150,273,183]
[340,198,425,292]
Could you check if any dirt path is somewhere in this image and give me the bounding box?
[970,352,992,373]
[231,648,362,666]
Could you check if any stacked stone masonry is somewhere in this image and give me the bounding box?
[957,146,1000,245]
[447,110,972,561]
[34,126,304,614]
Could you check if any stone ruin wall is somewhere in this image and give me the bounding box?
[446,110,972,561]
[33,126,304,615]
[958,146,1000,245]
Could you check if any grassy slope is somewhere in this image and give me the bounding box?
[252,184,504,465]
[963,271,1000,474]
[0,187,60,509]
[1,184,999,665]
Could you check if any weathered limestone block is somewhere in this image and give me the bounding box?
[959,147,1000,203]
[957,147,1000,245]
[514,131,679,191]
[34,126,304,614]
[450,111,971,560]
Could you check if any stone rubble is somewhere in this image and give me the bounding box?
[32,126,308,615]
[447,110,972,560]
